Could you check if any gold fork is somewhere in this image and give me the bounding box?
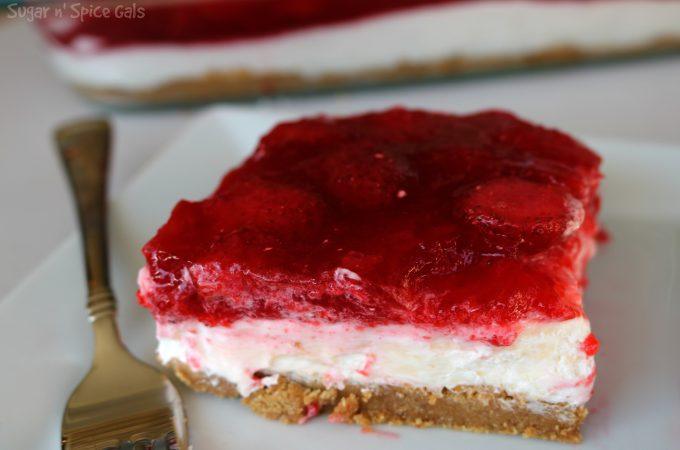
[56,119,188,450]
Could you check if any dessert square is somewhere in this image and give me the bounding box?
[138,107,602,442]
[38,0,680,104]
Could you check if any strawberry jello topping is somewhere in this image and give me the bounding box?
[41,0,488,51]
[139,108,602,346]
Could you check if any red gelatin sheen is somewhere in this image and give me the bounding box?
[39,0,593,52]
[39,0,471,50]
[139,108,602,346]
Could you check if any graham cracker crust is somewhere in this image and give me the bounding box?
[74,37,680,105]
[167,359,588,443]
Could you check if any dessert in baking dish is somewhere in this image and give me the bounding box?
[39,0,680,104]
[138,107,603,442]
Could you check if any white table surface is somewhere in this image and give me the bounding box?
[1,20,679,301]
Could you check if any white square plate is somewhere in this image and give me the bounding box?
[1,107,679,449]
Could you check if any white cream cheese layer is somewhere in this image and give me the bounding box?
[157,317,595,405]
[47,0,680,90]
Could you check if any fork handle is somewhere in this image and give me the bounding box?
[55,119,116,320]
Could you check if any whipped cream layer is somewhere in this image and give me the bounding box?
[48,0,680,91]
[157,318,595,406]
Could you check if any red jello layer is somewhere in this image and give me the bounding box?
[40,0,461,50]
[139,108,602,346]
[40,0,584,51]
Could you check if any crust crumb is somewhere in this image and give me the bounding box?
[166,359,586,443]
